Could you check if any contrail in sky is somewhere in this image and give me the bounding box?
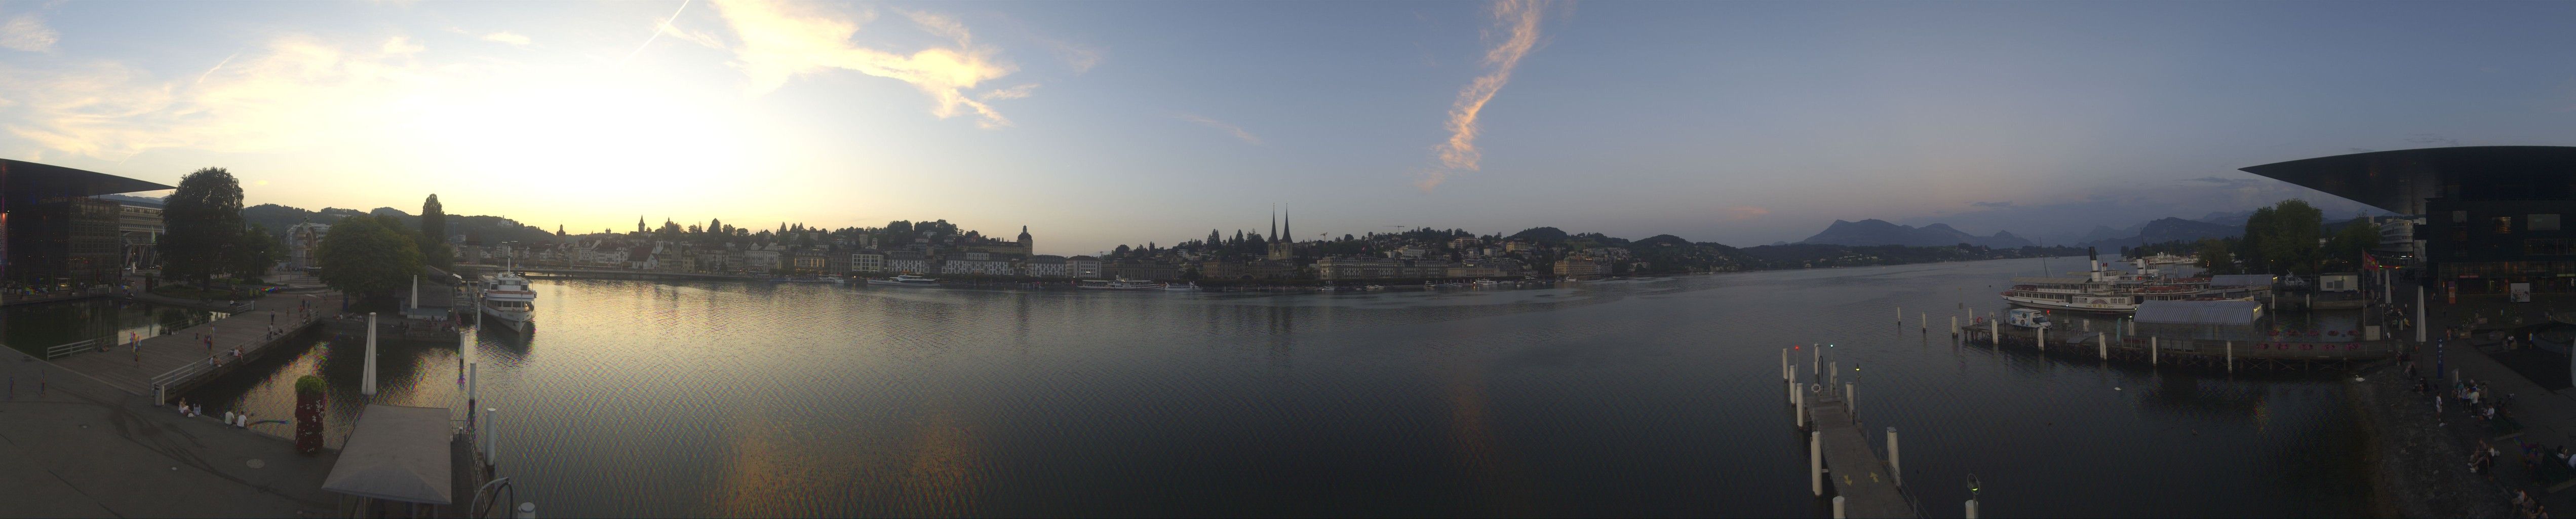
[619,0,696,67]
[1421,0,1546,192]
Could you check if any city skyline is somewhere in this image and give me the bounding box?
[3,1,2571,254]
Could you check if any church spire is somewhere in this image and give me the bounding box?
[1282,205,1291,244]
[1269,205,1277,243]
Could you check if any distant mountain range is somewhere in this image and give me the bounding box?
[1802,213,2253,250]
[1799,219,2035,248]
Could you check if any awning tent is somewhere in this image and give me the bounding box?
[2134,300,2263,326]
[322,404,454,505]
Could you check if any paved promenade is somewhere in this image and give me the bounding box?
[1,345,340,517]
[50,290,335,397]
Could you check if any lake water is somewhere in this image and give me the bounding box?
[191,257,2369,517]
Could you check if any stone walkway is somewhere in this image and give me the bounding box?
[0,347,340,517]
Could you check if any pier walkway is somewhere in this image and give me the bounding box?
[1806,390,1917,518]
[48,287,339,400]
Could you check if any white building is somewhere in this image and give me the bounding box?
[851,251,887,273]
[1027,254,1067,277]
[745,244,782,273]
[1067,255,1103,279]
[887,251,930,274]
[941,257,1018,276]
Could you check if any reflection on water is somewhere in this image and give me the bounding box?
[202,258,2364,517]
[1,299,219,356]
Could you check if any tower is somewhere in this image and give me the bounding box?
[637,216,645,234]
[1018,226,1033,256]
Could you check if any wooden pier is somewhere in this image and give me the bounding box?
[1806,389,1916,518]
[46,291,336,401]
[1957,319,2396,370]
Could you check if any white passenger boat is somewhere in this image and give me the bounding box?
[480,265,537,333]
[1162,282,1204,291]
[867,275,943,287]
[2004,308,2053,329]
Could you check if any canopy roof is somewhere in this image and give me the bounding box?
[2239,146,2576,214]
[2134,300,2263,326]
[1,159,174,200]
[322,404,454,505]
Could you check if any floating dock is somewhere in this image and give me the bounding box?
[1956,320,2396,370]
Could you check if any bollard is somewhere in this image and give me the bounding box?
[516,502,537,519]
[1887,427,1901,488]
[363,313,378,396]
[1811,431,1824,496]
[1832,496,1846,518]
[1967,499,1979,519]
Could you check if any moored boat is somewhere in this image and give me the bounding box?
[867,275,943,287]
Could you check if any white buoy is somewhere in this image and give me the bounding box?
[515,502,537,519]
[1887,427,1901,488]
[1811,431,1824,496]
[1832,496,1847,518]
[363,312,377,396]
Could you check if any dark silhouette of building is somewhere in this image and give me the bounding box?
[2241,146,2574,292]
[3,160,174,290]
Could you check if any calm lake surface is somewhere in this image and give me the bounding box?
[193,257,2369,517]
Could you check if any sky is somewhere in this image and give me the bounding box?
[2,1,2572,254]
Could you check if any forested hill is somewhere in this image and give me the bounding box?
[243,204,556,244]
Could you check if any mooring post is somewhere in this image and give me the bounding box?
[2038,326,2045,351]
[1846,383,1856,419]
[1967,499,1979,519]
[1794,384,1806,429]
[1897,306,1902,323]
[1814,347,1821,377]
[1921,312,1927,330]
[2098,333,2108,360]
[485,407,500,469]
[1789,364,1799,404]
[1832,496,1847,518]
[1990,320,1999,346]
[2226,341,2234,373]
[1782,348,1789,382]
[1951,315,1959,335]
[1811,431,1824,496]
[1829,361,1838,388]
[1887,427,1902,488]
[2083,319,2090,332]
[2152,337,2160,365]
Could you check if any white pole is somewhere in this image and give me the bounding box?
[2128,317,2136,336]
[2038,326,2046,351]
[2084,319,2090,331]
[1789,364,1799,404]
[1829,361,1838,388]
[409,275,418,310]
[1921,312,1927,330]
[1967,500,1979,519]
[1782,348,1789,381]
[1991,320,1999,346]
[1846,383,1856,420]
[1887,427,1901,488]
[2152,337,2160,365]
[1951,315,1959,334]
[468,362,479,411]
[2227,341,2234,373]
[1811,431,1824,497]
[2098,333,2109,360]
[1794,384,1806,428]
[363,312,377,396]
[1832,496,1847,519]
[1897,306,1902,323]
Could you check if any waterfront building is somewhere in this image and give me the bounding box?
[1200,259,1244,279]
[792,248,829,273]
[825,247,851,274]
[941,256,1017,276]
[1248,259,1297,279]
[1447,262,1504,278]
[2377,216,2418,261]
[887,250,930,274]
[2,160,173,291]
[1105,261,1179,281]
[1027,254,1067,277]
[1316,256,1402,281]
[2241,146,2576,293]
[745,244,781,273]
[851,250,887,273]
[1067,255,1103,279]
[1555,256,1606,278]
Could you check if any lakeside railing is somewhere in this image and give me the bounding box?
[37,313,221,360]
[147,309,323,403]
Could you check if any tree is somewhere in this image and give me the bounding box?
[163,168,245,285]
[230,225,283,282]
[2243,199,2323,274]
[2195,238,2238,275]
[2321,217,2379,271]
[418,195,452,270]
[315,215,424,299]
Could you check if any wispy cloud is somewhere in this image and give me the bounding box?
[700,0,1021,128]
[1,34,465,159]
[1724,206,1770,221]
[1420,0,1546,191]
[1040,37,1101,74]
[1971,201,2015,208]
[0,13,57,52]
[482,31,532,46]
[1174,113,1261,145]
